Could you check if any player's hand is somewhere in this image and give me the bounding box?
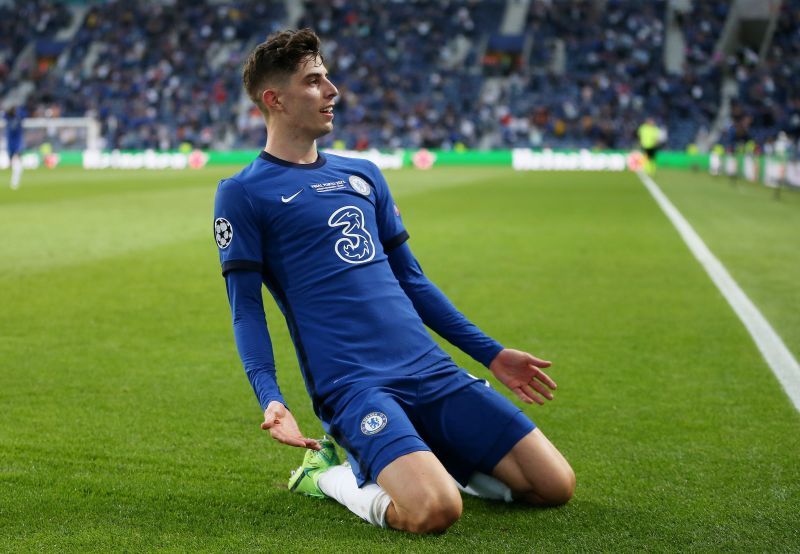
[261,401,321,450]
[489,348,557,405]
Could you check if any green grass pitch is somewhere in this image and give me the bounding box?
[1,165,798,551]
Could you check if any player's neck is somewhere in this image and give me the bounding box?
[263,135,319,165]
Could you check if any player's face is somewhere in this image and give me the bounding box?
[280,55,338,139]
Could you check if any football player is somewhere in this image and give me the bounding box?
[214,29,574,534]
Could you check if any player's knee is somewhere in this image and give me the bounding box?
[406,490,462,534]
[414,500,462,534]
[535,465,576,507]
[550,465,576,506]
[513,461,575,507]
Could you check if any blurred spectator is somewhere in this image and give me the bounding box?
[727,0,800,149]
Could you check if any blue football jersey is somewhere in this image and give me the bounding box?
[4,108,25,154]
[214,151,451,410]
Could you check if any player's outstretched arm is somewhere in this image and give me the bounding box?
[225,270,288,414]
[387,242,503,367]
[386,244,557,405]
[261,401,321,450]
[489,348,556,405]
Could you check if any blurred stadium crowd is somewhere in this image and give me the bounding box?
[1,0,798,153]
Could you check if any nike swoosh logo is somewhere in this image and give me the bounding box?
[281,189,303,203]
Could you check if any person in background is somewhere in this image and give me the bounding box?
[638,117,663,176]
[5,106,26,190]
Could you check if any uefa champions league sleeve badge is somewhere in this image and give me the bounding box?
[214,218,233,249]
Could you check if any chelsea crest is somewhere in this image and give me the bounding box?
[360,411,388,435]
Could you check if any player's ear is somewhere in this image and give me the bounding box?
[262,88,282,112]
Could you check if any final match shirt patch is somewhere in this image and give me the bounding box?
[215,217,233,249]
[311,180,346,193]
[349,175,371,196]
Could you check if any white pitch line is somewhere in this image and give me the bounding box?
[637,171,800,412]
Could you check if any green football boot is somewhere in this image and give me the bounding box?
[287,437,341,498]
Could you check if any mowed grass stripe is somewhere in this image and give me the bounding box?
[1,168,798,551]
[653,169,800,363]
[0,166,507,276]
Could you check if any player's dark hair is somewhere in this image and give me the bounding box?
[243,28,323,114]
